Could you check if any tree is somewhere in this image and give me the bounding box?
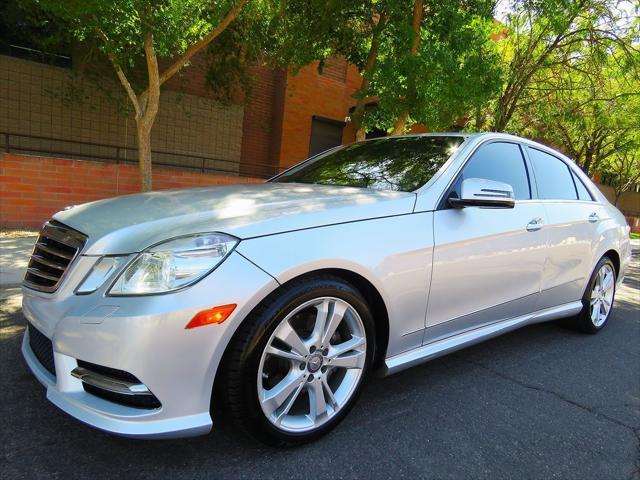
[268,0,501,138]
[479,0,637,132]
[32,0,248,191]
[508,32,640,176]
[370,0,501,135]
[605,146,640,206]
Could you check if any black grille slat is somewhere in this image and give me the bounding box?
[28,324,56,377]
[26,267,60,282]
[35,242,74,260]
[30,254,68,270]
[23,221,87,293]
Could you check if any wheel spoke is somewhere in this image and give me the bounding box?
[308,380,328,420]
[322,377,338,408]
[602,271,614,291]
[598,268,605,289]
[274,321,309,357]
[329,350,366,369]
[312,300,348,346]
[321,301,347,346]
[261,370,305,417]
[311,299,330,344]
[591,299,600,322]
[275,383,305,423]
[328,335,365,359]
[264,344,305,362]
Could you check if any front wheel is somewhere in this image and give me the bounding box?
[572,257,616,334]
[219,275,375,446]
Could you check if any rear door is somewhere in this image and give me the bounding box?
[525,147,604,308]
[425,141,547,343]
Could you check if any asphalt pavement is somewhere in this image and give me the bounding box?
[1,244,638,479]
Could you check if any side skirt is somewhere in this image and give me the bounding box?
[382,301,583,376]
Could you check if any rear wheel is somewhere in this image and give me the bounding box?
[220,276,374,446]
[572,257,616,333]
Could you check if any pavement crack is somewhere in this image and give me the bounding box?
[464,358,640,479]
[463,358,636,432]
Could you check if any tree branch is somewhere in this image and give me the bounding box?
[95,26,141,117]
[158,0,247,86]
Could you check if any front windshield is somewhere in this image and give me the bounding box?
[272,136,465,192]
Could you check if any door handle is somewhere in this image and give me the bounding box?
[526,217,544,232]
[588,212,599,223]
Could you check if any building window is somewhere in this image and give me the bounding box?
[309,116,345,157]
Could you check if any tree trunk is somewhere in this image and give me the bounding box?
[614,192,622,206]
[391,0,423,136]
[391,112,409,136]
[351,13,387,142]
[136,119,154,191]
[100,2,246,192]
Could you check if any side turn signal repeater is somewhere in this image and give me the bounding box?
[185,304,237,329]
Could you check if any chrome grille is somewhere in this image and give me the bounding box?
[23,221,87,293]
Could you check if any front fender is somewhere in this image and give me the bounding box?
[236,213,434,357]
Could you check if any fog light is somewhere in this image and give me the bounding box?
[185,304,237,329]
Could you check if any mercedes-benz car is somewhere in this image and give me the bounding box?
[21,132,631,445]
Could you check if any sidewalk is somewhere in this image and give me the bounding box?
[0,233,38,287]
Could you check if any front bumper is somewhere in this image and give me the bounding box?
[21,251,278,438]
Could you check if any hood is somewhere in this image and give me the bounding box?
[54,183,416,254]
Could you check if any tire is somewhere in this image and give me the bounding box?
[572,257,616,334]
[218,274,375,446]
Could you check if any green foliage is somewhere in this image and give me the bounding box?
[30,0,240,90]
[473,0,640,132]
[369,2,501,131]
[497,0,640,180]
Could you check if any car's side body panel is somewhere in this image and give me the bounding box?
[426,202,547,337]
[236,213,435,357]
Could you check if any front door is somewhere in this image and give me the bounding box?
[424,141,547,344]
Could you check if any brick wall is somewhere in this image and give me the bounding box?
[0,153,262,228]
[278,59,363,168]
[239,65,286,177]
[0,55,244,172]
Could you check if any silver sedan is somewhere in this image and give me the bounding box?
[21,132,631,445]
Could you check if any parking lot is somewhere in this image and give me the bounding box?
[1,244,638,479]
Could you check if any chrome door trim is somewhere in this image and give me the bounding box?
[383,301,583,376]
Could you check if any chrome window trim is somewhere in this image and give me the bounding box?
[435,137,533,210]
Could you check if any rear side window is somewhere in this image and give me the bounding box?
[450,142,531,200]
[528,148,577,200]
[572,171,593,201]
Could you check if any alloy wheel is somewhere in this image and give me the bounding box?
[257,297,367,433]
[590,263,615,327]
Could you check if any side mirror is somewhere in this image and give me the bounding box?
[449,178,515,209]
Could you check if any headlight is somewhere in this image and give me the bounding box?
[108,233,238,296]
[76,256,126,294]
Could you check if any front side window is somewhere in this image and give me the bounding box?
[449,142,531,201]
[528,148,578,200]
[273,136,466,192]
